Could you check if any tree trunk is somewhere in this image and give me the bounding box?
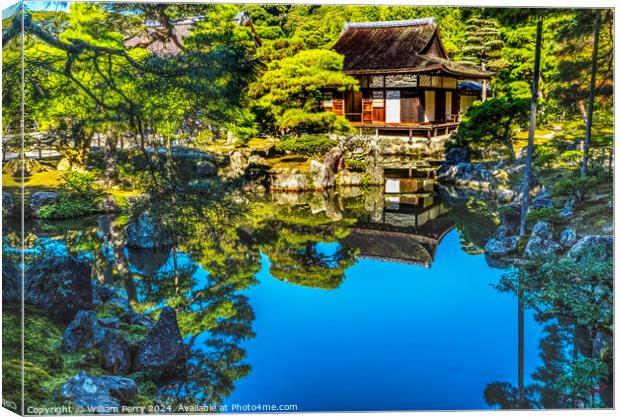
[519,17,543,237]
[481,63,488,102]
[581,11,601,178]
[104,132,120,187]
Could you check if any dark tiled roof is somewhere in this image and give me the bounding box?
[333,18,491,79]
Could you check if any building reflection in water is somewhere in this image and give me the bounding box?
[343,177,454,268]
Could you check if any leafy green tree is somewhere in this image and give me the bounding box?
[552,9,613,177]
[450,97,529,159]
[250,49,357,135]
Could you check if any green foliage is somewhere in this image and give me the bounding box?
[275,134,337,156]
[38,171,103,220]
[3,307,65,408]
[250,49,357,134]
[449,197,499,254]
[551,175,598,198]
[344,159,365,172]
[555,357,609,408]
[459,17,504,71]
[526,207,561,224]
[503,244,612,330]
[451,97,529,159]
[279,109,353,135]
[534,144,558,170]
[560,150,583,165]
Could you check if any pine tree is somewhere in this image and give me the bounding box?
[459,17,504,101]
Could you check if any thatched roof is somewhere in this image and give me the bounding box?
[342,228,435,267]
[125,18,197,56]
[333,18,491,79]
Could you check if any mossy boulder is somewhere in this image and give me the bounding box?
[25,255,93,324]
[134,307,186,381]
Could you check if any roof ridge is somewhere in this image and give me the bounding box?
[344,17,435,30]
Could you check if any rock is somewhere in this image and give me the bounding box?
[437,162,472,182]
[270,170,310,191]
[496,188,516,204]
[2,254,20,303]
[593,331,612,360]
[195,160,217,178]
[568,235,613,262]
[531,189,554,209]
[31,237,69,258]
[498,203,521,235]
[92,284,119,305]
[56,158,76,171]
[492,169,509,185]
[63,310,131,372]
[560,197,575,219]
[100,331,131,373]
[3,192,14,215]
[324,148,344,174]
[229,150,248,176]
[310,160,335,190]
[97,194,119,213]
[247,154,267,166]
[335,170,364,186]
[62,310,107,353]
[600,223,613,234]
[445,147,469,164]
[365,165,384,185]
[128,310,155,330]
[135,307,186,380]
[523,221,561,260]
[125,212,173,249]
[25,255,93,324]
[559,228,577,248]
[29,191,58,216]
[484,235,519,258]
[61,371,138,411]
[98,317,121,329]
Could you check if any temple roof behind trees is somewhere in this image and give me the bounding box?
[125,18,197,56]
[333,18,492,79]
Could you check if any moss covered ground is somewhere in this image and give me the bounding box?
[2,304,156,410]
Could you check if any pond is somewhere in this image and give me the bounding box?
[5,180,595,411]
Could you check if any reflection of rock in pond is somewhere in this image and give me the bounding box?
[343,177,453,268]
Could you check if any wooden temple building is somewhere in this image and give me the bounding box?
[323,18,492,138]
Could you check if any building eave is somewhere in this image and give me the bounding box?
[343,64,492,80]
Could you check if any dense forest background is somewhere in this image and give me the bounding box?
[2,4,614,152]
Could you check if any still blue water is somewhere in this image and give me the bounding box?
[224,229,542,411]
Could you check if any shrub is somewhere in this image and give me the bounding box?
[450,97,529,160]
[534,144,557,171]
[526,207,561,224]
[278,109,353,135]
[38,200,98,220]
[38,171,103,220]
[560,150,582,165]
[344,159,365,172]
[275,134,337,156]
[551,176,598,198]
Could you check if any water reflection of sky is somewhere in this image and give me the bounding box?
[225,229,543,411]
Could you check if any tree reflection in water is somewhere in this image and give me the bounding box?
[13,180,609,410]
